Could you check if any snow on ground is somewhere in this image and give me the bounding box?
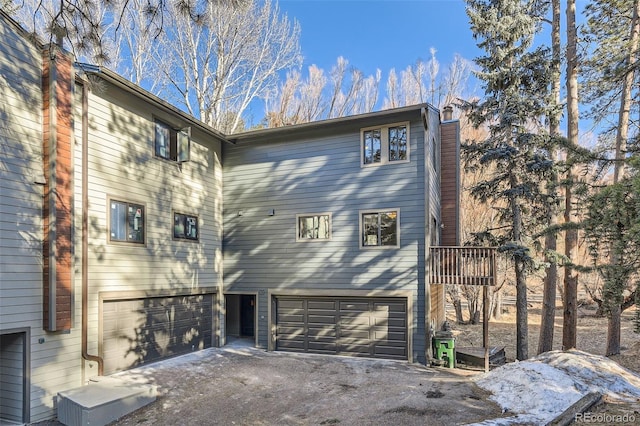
[469,349,640,425]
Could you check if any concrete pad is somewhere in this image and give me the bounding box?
[56,376,156,426]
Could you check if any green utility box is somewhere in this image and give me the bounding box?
[433,336,456,368]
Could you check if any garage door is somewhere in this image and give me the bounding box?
[276,297,407,360]
[102,294,213,374]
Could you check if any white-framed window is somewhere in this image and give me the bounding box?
[296,213,331,241]
[155,119,190,163]
[361,122,410,166]
[360,209,399,248]
[174,211,199,241]
[109,199,145,244]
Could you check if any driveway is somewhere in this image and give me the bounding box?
[107,340,501,426]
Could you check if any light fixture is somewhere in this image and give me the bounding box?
[268,209,275,216]
[238,210,244,217]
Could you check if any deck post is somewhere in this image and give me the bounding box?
[483,284,489,373]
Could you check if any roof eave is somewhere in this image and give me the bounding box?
[75,63,234,145]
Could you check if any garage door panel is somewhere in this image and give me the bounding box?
[374,302,406,312]
[103,294,213,374]
[308,314,338,324]
[307,325,337,338]
[374,317,406,328]
[308,301,337,310]
[339,301,369,312]
[276,297,407,361]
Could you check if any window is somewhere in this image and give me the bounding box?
[430,215,439,246]
[174,212,199,241]
[361,123,409,166]
[109,200,145,244]
[155,119,190,163]
[297,213,331,241]
[431,137,438,171]
[360,210,399,248]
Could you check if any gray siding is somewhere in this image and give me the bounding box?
[73,78,224,375]
[223,109,432,360]
[0,12,85,423]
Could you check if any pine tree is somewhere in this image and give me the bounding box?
[464,0,555,360]
[581,0,640,355]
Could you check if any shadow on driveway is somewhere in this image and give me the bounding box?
[106,340,502,426]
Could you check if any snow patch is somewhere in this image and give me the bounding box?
[468,349,640,425]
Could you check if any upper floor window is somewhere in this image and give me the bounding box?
[109,199,145,244]
[155,119,190,163]
[360,209,399,248]
[297,213,331,241]
[361,123,409,166]
[174,212,199,241]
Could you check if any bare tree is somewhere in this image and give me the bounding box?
[154,0,301,133]
[9,0,248,64]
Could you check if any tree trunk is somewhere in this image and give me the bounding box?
[510,174,528,360]
[563,0,579,351]
[538,0,561,355]
[492,288,502,321]
[606,0,640,356]
[448,285,465,324]
[606,304,622,356]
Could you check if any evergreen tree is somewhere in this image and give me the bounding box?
[464,0,555,360]
[581,0,640,355]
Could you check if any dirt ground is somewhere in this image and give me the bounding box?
[107,342,503,426]
[449,303,640,369]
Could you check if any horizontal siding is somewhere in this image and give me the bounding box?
[74,78,224,376]
[224,112,430,360]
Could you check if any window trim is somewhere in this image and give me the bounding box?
[359,208,400,249]
[360,122,410,167]
[173,211,200,242]
[107,197,146,246]
[154,118,191,163]
[296,212,332,242]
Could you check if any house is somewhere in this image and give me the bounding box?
[222,105,458,363]
[0,10,466,423]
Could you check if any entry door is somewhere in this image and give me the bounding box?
[240,295,255,337]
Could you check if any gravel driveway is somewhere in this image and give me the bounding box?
[104,340,501,426]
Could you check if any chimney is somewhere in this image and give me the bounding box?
[442,105,453,121]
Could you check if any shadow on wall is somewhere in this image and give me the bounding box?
[85,94,219,373]
[222,123,430,360]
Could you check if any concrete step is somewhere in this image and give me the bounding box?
[56,376,157,426]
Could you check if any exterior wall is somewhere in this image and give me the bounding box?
[440,120,460,247]
[223,108,434,362]
[73,77,224,379]
[0,12,82,423]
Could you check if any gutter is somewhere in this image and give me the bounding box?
[80,79,104,375]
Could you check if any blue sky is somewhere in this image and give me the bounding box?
[279,0,481,80]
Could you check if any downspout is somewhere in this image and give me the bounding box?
[80,80,104,375]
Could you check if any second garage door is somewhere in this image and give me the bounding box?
[102,294,214,374]
[276,297,407,360]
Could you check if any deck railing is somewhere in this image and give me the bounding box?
[429,246,497,286]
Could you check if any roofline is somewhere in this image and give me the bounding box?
[229,103,440,142]
[75,63,234,145]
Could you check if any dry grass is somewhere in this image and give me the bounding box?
[448,303,640,372]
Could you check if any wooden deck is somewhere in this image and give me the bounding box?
[429,246,497,286]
